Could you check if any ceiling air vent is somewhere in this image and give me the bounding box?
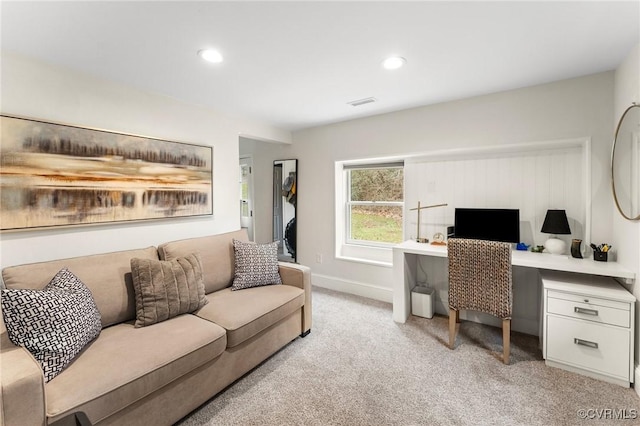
[347,97,377,107]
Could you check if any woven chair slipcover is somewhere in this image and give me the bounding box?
[448,238,512,319]
[447,238,513,364]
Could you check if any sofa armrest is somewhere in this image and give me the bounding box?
[0,332,46,426]
[278,262,312,334]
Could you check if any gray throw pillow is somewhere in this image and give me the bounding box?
[130,252,207,327]
[1,268,102,382]
[231,239,282,290]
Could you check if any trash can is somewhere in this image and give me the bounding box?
[411,286,434,319]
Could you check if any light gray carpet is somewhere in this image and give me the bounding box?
[177,286,640,426]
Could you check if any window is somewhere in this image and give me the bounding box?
[345,163,404,246]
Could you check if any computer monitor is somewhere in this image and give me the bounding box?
[453,208,520,243]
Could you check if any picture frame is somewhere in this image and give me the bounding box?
[0,114,213,231]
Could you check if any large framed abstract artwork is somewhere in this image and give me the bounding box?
[0,115,213,231]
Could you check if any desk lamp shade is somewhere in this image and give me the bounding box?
[541,209,571,255]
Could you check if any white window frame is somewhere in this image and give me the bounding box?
[335,159,404,266]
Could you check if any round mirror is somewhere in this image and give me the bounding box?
[612,103,640,221]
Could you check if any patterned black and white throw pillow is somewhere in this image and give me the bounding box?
[1,268,102,382]
[231,239,282,290]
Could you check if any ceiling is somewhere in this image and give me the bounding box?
[2,1,639,132]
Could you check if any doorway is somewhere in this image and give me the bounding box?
[239,156,254,241]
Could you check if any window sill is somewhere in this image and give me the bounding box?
[335,255,392,268]
[337,243,394,267]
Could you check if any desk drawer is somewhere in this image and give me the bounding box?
[546,315,629,380]
[547,292,630,328]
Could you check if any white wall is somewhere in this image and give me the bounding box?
[290,72,615,302]
[613,43,640,279]
[612,43,640,386]
[0,52,291,269]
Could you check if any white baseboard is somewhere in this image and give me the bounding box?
[312,273,393,303]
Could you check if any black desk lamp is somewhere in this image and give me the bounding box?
[541,209,571,255]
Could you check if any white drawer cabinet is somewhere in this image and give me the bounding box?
[541,270,636,387]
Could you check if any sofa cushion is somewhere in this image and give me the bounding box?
[130,253,208,327]
[158,230,248,294]
[231,239,282,290]
[1,247,159,327]
[44,314,226,423]
[1,268,102,382]
[196,285,304,347]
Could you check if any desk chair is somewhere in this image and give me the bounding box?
[447,238,513,364]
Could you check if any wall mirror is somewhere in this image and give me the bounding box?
[612,103,640,221]
[273,159,297,262]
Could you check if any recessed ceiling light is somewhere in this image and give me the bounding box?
[198,49,224,64]
[382,56,406,70]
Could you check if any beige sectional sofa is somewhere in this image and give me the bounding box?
[0,229,312,426]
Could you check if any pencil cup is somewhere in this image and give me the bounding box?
[593,251,608,262]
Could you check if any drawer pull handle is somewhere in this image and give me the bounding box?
[574,307,598,316]
[574,338,598,349]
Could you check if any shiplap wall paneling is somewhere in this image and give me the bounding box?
[404,144,586,249]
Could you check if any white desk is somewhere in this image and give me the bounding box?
[392,240,636,323]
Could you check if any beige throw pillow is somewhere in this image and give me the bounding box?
[130,252,207,327]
